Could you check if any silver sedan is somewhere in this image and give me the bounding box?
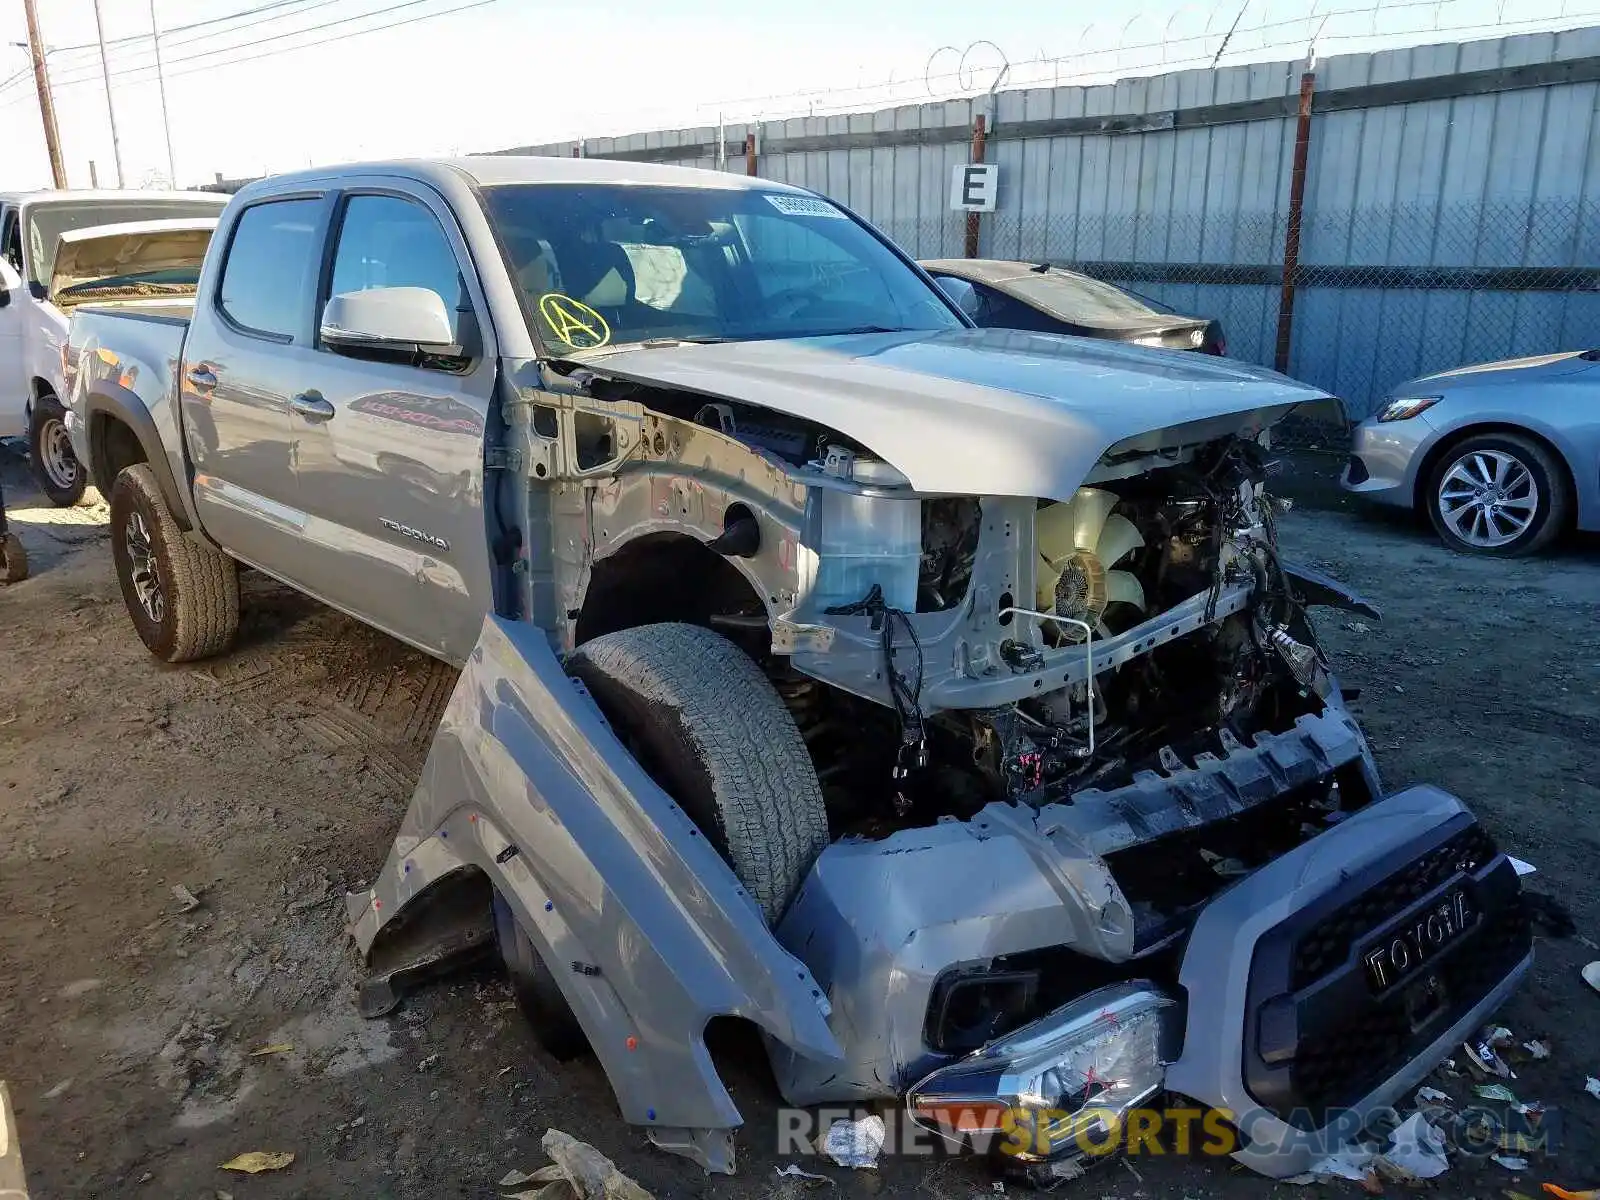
[1341,350,1600,555]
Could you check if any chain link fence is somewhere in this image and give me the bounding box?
[880,199,1600,430]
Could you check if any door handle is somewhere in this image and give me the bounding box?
[185,363,217,389]
[290,392,335,422]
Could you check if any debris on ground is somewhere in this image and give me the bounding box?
[1583,961,1600,995]
[171,884,202,913]
[1475,1083,1521,1103]
[1509,856,1537,877]
[1585,1076,1600,1100]
[532,1128,653,1200]
[1491,1154,1530,1172]
[1374,1112,1449,1181]
[1415,1085,1452,1106]
[1304,1143,1380,1192]
[1466,1026,1518,1079]
[775,1164,835,1186]
[416,1053,439,1072]
[1521,1037,1552,1060]
[248,1043,292,1057]
[500,1164,564,1187]
[218,1151,294,1173]
[822,1115,887,1170]
[1543,1186,1600,1200]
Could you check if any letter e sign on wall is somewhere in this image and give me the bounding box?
[950,163,998,212]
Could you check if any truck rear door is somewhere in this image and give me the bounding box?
[284,184,495,663]
[179,192,332,571]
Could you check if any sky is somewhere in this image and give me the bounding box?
[0,0,1595,191]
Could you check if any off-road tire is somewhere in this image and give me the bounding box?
[0,533,26,584]
[1426,431,1569,557]
[569,622,829,924]
[109,464,239,662]
[28,393,88,507]
[492,891,588,1060]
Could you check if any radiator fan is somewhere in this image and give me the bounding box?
[1034,488,1147,641]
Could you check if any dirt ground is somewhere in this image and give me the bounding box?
[1,446,1597,1200]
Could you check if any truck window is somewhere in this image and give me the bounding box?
[1,213,20,275]
[481,184,961,354]
[326,194,465,342]
[218,198,322,340]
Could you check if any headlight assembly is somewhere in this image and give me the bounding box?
[907,982,1180,1165]
[1376,396,1441,422]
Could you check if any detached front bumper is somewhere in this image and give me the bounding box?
[1167,783,1531,1176]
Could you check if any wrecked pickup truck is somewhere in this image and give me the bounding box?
[65,157,1530,1182]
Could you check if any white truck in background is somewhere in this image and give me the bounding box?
[0,190,226,505]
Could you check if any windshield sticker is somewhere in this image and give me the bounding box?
[538,293,611,349]
[764,194,846,219]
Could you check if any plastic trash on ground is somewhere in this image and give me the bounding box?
[1522,1038,1552,1060]
[1374,1112,1449,1181]
[537,1129,652,1200]
[1583,961,1600,995]
[1475,1083,1520,1103]
[1508,856,1537,877]
[1543,1186,1600,1200]
[1585,1076,1600,1100]
[1466,1026,1518,1079]
[1491,1154,1530,1171]
[1305,1142,1380,1192]
[822,1115,887,1169]
[219,1151,294,1173]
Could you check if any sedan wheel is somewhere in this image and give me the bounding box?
[1427,433,1568,556]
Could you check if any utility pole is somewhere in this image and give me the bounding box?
[91,0,124,187]
[149,0,177,186]
[20,0,66,188]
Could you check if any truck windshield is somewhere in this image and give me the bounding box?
[480,183,962,353]
[25,200,224,286]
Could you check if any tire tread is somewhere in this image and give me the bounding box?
[571,623,829,923]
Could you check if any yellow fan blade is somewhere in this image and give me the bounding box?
[1103,569,1146,611]
[1069,488,1119,551]
[1095,513,1144,567]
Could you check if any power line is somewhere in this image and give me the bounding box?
[46,0,338,56]
[46,0,494,88]
[49,0,335,72]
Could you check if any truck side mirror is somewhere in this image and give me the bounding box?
[0,260,19,309]
[320,286,459,357]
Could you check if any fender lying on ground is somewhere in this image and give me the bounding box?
[344,615,843,1174]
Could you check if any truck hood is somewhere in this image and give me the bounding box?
[578,328,1327,499]
[49,217,218,308]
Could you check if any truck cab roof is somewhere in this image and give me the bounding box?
[235,155,811,197]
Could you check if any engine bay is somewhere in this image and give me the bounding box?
[782,436,1341,837]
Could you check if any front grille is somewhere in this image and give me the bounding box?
[1289,902,1530,1121]
[1292,824,1499,987]
[1243,818,1531,1130]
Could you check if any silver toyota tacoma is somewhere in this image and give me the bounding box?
[65,157,1530,1182]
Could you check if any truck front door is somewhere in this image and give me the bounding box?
[179,193,331,573]
[286,186,494,663]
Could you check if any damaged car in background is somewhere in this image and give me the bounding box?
[62,158,1532,1186]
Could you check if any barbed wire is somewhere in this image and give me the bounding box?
[690,0,1599,125]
